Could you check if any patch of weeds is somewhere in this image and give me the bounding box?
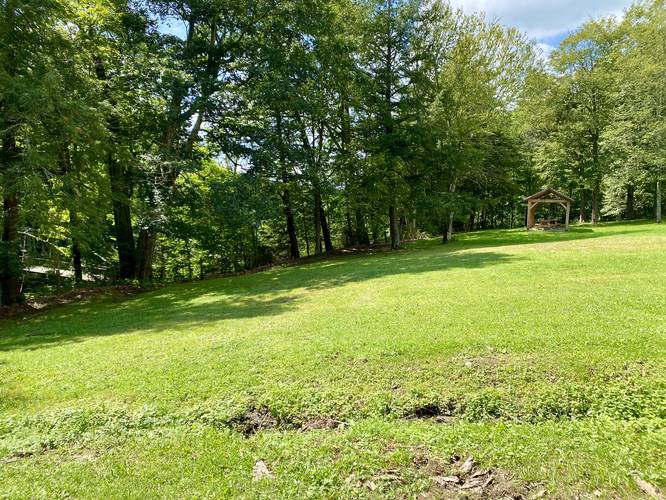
[1,379,664,462]
[523,380,666,422]
[523,384,595,422]
[460,389,516,421]
[0,407,178,461]
[598,381,666,420]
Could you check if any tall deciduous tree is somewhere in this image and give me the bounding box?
[612,0,666,223]
[549,18,621,224]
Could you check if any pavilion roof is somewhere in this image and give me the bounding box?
[524,187,573,203]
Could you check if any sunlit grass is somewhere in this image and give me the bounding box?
[1,221,665,497]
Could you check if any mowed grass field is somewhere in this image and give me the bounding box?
[1,222,665,498]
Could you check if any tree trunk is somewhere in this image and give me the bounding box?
[72,243,83,282]
[590,130,601,224]
[579,189,586,223]
[109,159,136,279]
[95,55,136,279]
[345,209,354,246]
[626,184,635,220]
[657,179,662,224]
[444,181,456,243]
[389,205,400,250]
[282,189,300,259]
[70,210,83,283]
[61,149,83,283]
[400,214,417,241]
[318,197,333,252]
[383,4,400,253]
[1,135,20,306]
[313,191,323,255]
[591,179,601,224]
[303,213,310,257]
[399,215,407,240]
[135,227,156,281]
[1,192,20,306]
[355,209,370,245]
[185,239,193,280]
[444,212,454,244]
[275,112,299,259]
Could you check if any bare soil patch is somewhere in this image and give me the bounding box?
[0,286,140,319]
[415,452,545,499]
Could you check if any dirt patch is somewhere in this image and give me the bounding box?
[72,449,100,462]
[1,440,57,464]
[231,410,347,435]
[0,302,35,319]
[230,408,279,436]
[346,470,406,492]
[0,286,141,319]
[403,400,458,422]
[1,450,35,464]
[415,453,544,499]
[457,350,520,389]
[299,417,345,432]
[634,476,664,499]
[347,449,542,497]
[461,352,506,370]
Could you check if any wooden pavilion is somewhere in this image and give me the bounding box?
[525,188,573,231]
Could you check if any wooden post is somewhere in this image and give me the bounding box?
[527,201,535,229]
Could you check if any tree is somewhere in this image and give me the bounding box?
[0,0,96,304]
[611,0,666,223]
[547,18,621,223]
[427,13,534,242]
[358,0,423,250]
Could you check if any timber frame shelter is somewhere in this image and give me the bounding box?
[525,188,573,231]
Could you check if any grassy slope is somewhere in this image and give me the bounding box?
[1,222,665,498]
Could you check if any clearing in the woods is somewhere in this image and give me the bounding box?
[1,222,665,498]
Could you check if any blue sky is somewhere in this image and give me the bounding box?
[449,0,634,57]
[160,1,635,60]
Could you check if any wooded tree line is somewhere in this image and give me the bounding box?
[1,0,664,305]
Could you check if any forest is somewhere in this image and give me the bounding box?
[1,0,664,306]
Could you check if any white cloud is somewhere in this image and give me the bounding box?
[448,0,633,39]
[536,42,555,63]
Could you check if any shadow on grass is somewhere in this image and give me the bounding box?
[1,221,659,353]
[0,250,516,352]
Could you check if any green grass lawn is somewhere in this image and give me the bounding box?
[1,222,665,498]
